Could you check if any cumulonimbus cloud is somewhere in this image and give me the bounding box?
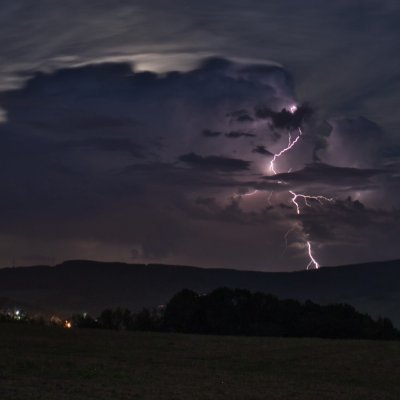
[0,56,398,269]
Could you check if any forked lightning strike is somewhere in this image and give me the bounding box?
[233,104,332,269]
[289,191,333,215]
[266,104,334,269]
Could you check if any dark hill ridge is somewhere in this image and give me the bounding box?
[0,259,399,326]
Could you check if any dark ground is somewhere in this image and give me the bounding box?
[0,324,399,399]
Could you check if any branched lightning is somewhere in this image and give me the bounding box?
[266,105,334,270]
[269,128,303,175]
[286,191,333,269]
[230,104,334,270]
[289,191,333,215]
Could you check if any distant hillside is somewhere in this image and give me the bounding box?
[0,259,399,326]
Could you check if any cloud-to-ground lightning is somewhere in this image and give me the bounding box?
[306,241,319,270]
[266,105,335,269]
[233,103,334,269]
[286,191,333,269]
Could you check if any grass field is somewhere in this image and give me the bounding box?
[0,324,399,400]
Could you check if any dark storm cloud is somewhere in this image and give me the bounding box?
[252,145,273,156]
[64,138,145,158]
[296,197,400,251]
[202,129,255,139]
[202,129,222,138]
[120,162,254,190]
[190,196,284,226]
[0,58,294,170]
[0,55,398,270]
[318,117,386,169]
[0,55,398,269]
[266,163,387,188]
[179,153,251,172]
[1,0,400,269]
[226,110,254,123]
[255,104,313,130]
[1,0,400,138]
[224,131,255,139]
[0,57,304,269]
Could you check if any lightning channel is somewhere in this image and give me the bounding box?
[232,104,333,270]
[269,128,303,175]
[289,191,333,215]
[306,241,319,270]
[234,189,259,198]
[266,105,332,269]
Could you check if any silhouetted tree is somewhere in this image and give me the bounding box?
[133,308,161,331]
[97,308,133,330]
[162,288,400,340]
[23,288,397,341]
[163,289,204,333]
[71,313,98,329]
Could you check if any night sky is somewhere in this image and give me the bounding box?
[1,1,399,270]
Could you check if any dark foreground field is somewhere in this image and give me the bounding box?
[0,324,399,400]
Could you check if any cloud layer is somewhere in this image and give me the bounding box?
[0,56,399,270]
[1,1,399,135]
[0,1,399,270]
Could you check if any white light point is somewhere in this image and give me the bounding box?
[289,105,298,114]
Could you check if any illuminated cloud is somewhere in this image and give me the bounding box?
[0,58,303,269]
[0,0,399,269]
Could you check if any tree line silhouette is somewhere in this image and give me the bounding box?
[68,288,399,340]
